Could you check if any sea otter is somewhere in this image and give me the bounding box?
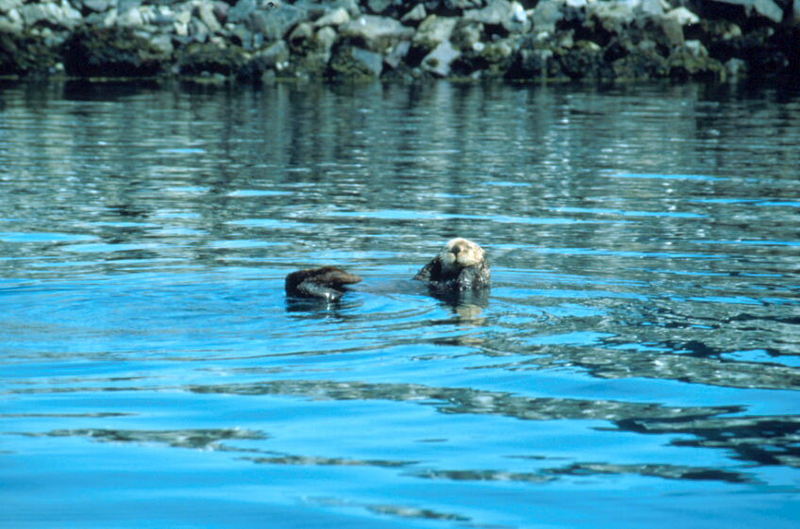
[414,238,490,294]
[284,266,362,301]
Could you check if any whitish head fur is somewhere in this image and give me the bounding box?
[438,238,486,273]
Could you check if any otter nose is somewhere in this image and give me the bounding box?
[451,245,461,255]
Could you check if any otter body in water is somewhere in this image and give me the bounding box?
[285,266,362,301]
[414,238,490,294]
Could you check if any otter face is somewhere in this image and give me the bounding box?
[438,238,486,273]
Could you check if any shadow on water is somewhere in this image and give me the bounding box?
[16,376,795,486]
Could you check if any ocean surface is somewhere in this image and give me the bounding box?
[1,79,798,528]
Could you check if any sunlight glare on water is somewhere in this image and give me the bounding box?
[1,80,799,529]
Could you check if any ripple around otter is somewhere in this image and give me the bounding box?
[1,80,799,529]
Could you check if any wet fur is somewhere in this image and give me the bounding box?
[414,238,490,294]
[285,266,362,301]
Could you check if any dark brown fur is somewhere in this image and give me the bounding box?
[414,238,490,294]
[285,266,362,301]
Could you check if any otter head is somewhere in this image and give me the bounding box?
[438,238,486,274]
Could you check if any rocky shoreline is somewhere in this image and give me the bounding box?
[1,0,798,83]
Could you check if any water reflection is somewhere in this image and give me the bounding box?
[2,79,799,528]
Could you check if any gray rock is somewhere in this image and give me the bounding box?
[367,0,392,13]
[198,3,222,34]
[464,0,512,25]
[532,0,563,34]
[658,16,684,46]
[413,15,458,49]
[189,17,210,42]
[332,0,361,17]
[175,7,192,26]
[117,0,141,12]
[313,7,350,27]
[401,4,426,23]
[445,0,484,8]
[664,7,700,26]
[464,0,528,32]
[82,0,113,12]
[480,38,514,62]
[150,34,174,55]
[255,39,289,68]
[421,39,460,77]
[288,21,313,44]
[315,26,338,53]
[228,0,257,24]
[351,46,383,76]
[250,3,306,41]
[0,0,24,12]
[588,1,636,32]
[330,45,384,77]
[230,25,254,49]
[117,7,146,27]
[384,39,410,68]
[340,15,414,51]
[151,6,176,26]
[655,7,700,46]
[638,0,664,17]
[0,10,23,33]
[452,20,482,50]
[19,3,61,27]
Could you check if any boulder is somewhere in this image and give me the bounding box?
[330,45,384,77]
[253,39,289,69]
[452,19,483,50]
[290,24,338,75]
[421,39,461,76]
[197,2,222,34]
[384,39,410,68]
[288,21,313,47]
[83,0,114,12]
[656,7,701,46]
[19,1,82,28]
[249,2,306,41]
[446,1,488,9]
[401,4,426,23]
[0,8,23,34]
[339,14,414,51]
[464,0,528,32]
[0,0,24,11]
[227,0,257,24]
[532,0,564,34]
[366,0,392,14]
[315,26,338,53]
[588,1,637,33]
[413,15,458,49]
[313,7,350,27]
[639,0,664,17]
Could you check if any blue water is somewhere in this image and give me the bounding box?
[1,80,799,528]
